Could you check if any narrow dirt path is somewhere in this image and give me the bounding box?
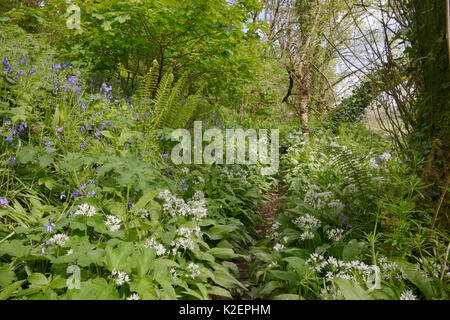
[234,186,286,299]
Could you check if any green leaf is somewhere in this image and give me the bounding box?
[135,248,156,277]
[114,14,131,24]
[207,285,232,298]
[208,247,240,259]
[205,225,238,240]
[39,153,54,168]
[101,21,112,31]
[70,278,119,300]
[152,261,177,299]
[17,146,39,164]
[269,270,298,282]
[0,265,16,287]
[334,278,372,300]
[0,280,25,300]
[27,273,49,287]
[129,277,157,300]
[342,239,362,261]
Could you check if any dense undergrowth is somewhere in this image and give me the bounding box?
[0,24,448,300]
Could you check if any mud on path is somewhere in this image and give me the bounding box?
[233,190,286,299]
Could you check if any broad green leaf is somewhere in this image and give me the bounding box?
[334,278,372,300]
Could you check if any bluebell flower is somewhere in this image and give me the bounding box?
[60,191,66,200]
[81,142,86,149]
[0,197,8,207]
[43,218,56,232]
[7,157,16,164]
[6,136,13,143]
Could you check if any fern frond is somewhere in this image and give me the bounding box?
[326,145,373,205]
[138,60,160,106]
[172,83,204,128]
[150,71,174,130]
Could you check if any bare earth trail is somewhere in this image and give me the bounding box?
[233,180,288,300]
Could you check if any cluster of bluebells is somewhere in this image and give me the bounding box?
[2,116,27,144]
[68,180,96,200]
[0,197,8,207]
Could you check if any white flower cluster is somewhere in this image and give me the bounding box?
[136,208,149,219]
[157,190,207,221]
[126,293,140,300]
[320,284,344,300]
[299,230,315,241]
[294,213,321,241]
[294,213,321,230]
[274,243,284,251]
[170,268,179,281]
[105,215,121,232]
[306,253,372,283]
[73,203,96,217]
[144,238,167,256]
[415,258,450,279]
[48,233,69,247]
[170,228,196,255]
[326,228,345,242]
[144,227,203,258]
[304,190,334,210]
[111,269,131,285]
[186,263,201,279]
[400,289,417,300]
[378,257,407,280]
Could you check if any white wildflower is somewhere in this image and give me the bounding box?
[400,289,417,300]
[112,269,131,285]
[326,228,345,242]
[126,293,140,300]
[186,263,200,279]
[48,233,69,247]
[73,203,96,217]
[274,243,285,251]
[105,215,121,232]
[144,238,167,256]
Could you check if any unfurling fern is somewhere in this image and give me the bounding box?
[326,145,374,207]
[138,60,202,129]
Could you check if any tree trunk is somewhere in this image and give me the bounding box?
[299,91,309,132]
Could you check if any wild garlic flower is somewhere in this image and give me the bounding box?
[111,269,131,285]
[274,243,284,251]
[400,289,417,300]
[126,293,140,300]
[326,228,345,242]
[105,215,121,232]
[73,203,96,217]
[294,213,321,230]
[48,233,69,247]
[144,238,167,256]
[157,190,207,221]
[170,268,179,281]
[186,263,200,279]
[299,230,315,241]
